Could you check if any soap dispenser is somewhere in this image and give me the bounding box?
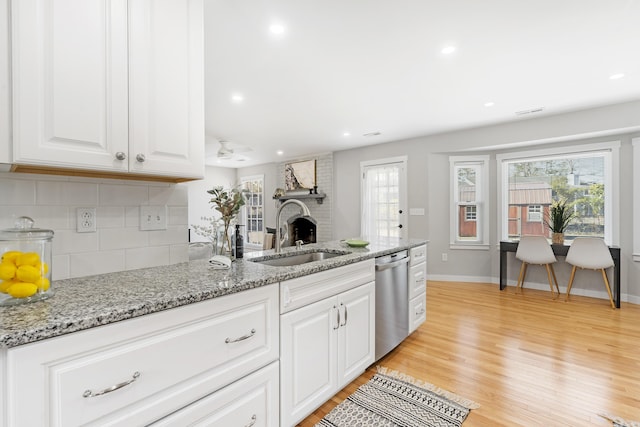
[234,224,244,259]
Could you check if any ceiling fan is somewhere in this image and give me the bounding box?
[204,138,252,162]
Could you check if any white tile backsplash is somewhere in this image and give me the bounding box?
[125,246,170,270]
[96,206,125,228]
[53,229,99,254]
[99,227,149,250]
[0,172,188,280]
[70,250,126,277]
[37,181,98,205]
[99,183,149,206]
[0,178,36,205]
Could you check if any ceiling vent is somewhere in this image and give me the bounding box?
[515,107,545,116]
[363,132,381,137]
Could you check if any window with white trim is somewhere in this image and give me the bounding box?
[527,205,542,222]
[497,141,619,245]
[450,156,489,248]
[240,175,264,247]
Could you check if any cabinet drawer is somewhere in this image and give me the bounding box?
[280,259,374,314]
[6,284,278,427]
[151,361,279,426]
[409,262,427,299]
[409,244,427,266]
[409,292,426,334]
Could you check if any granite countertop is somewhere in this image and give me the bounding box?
[0,238,426,348]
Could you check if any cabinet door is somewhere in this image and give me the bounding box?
[337,281,375,388]
[280,296,337,427]
[409,262,427,299]
[409,292,427,334]
[12,0,129,171]
[128,0,204,179]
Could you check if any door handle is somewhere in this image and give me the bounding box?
[333,305,340,330]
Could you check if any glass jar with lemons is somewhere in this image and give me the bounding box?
[0,217,54,306]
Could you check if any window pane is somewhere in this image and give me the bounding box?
[507,155,605,241]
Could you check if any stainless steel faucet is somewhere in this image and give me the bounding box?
[275,199,311,253]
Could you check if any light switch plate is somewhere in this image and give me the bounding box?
[140,205,167,231]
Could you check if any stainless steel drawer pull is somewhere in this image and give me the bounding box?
[339,303,347,327]
[82,371,140,398]
[244,414,257,427]
[225,328,256,343]
[333,305,340,330]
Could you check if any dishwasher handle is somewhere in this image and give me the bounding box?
[375,256,410,271]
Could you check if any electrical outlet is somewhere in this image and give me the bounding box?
[77,208,97,233]
[140,205,167,231]
[441,253,448,262]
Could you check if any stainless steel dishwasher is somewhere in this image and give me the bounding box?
[374,250,410,361]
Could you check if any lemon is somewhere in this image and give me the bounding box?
[7,282,38,298]
[36,262,50,275]
[16,265,41,283]
[0,262,16,281]
[16,252,40,267]
[1,251,21,264]
[0,280,16,293]
[35,277,50,291]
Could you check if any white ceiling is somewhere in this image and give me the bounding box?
[203,0,640,167]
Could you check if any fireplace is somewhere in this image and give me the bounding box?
[287,214,317,245]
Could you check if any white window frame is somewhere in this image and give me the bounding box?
[527,205,542,222]
[633,137,640,261]
[240,174,264,249]
[465,206,477,221]
[449,155,490,249]
[496,141,620,246]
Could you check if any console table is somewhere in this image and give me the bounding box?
[499,240,621,308]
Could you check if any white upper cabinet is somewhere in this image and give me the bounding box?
[11,0,204,181]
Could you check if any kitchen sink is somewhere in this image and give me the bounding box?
[248,250,348,267]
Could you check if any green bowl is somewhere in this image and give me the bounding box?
[345,239,369,248]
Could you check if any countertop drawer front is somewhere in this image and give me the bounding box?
[409,292,427,334]
[409,244,427,266]
[6,284,278,427]
[280,259,375,314]
[151,360,279,426]
[409,263,427,299]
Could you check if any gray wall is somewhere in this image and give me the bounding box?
[333,100,640,303]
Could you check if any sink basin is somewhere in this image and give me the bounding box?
[248,251,347,267]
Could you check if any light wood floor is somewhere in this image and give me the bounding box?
[299,280,640,426]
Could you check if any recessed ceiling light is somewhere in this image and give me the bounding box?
[441,45,456,55]
[484,102,495,107]
[343,132,351,137]
[269,24,286,35]
[609,73,625,80]
[231,94,244,103]
[277,150,284,156]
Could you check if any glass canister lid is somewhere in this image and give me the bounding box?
[0,216,54,241]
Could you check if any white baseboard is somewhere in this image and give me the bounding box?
[428,274,494,284]
[428,274,635,305]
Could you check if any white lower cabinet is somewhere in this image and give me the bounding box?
[409,245,428,334]
[1,284,278,427]
[280,260,375,427]
[151,361,279,427]
[409,292,427,334]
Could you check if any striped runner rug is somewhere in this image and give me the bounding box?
[316,368,480,427]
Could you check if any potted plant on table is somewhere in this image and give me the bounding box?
[544,198,575,245]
